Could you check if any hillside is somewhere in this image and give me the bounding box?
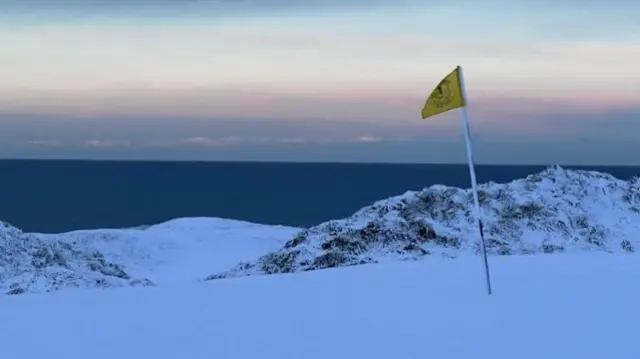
[3,166,639,295]
[0,222,153,294]
[2,217,299,295]
[35,218,301,286]
[208,166,640,280]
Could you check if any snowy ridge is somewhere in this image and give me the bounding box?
[0,222,153,295]
[208,166,640,279]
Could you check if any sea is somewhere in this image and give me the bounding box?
[1,159,638,234]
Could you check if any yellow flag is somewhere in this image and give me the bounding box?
[421,66,466,119]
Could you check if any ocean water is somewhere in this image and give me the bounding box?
[0,160,638,234]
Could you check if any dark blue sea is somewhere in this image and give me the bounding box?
[1,160,638,233]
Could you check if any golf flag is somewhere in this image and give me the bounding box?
[421,66,466,120]
[419,65,494,296]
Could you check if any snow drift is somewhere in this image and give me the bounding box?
[0,222,153,295]
[208,166,640,280]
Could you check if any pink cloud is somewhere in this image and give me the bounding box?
[180,136,243,147]
[351,136,381,143]
[85,139,114,147]
[277,138,309,144]
[4,86,636,125]
[181,136,218,147]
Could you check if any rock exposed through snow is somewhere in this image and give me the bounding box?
[0,222,153,295]
[208,166,640,280]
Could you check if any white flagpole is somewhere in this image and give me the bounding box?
[456,65,493,295]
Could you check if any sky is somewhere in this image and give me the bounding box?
[0,0,639,164]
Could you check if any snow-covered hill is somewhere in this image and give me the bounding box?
[0,217,299,295]
[208,166,640,280]
[0,222,153,295]
[3,166,639,294]
[36,218,301,286]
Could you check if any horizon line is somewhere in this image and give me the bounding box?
[0,156,637,168]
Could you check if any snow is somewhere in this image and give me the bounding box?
[2,253,639,359]
[1,165,640,357]
[3,166,640,294]
[0,222,152,294]
[212,166,640,278]
[36,217,301,285]
[0,217,300,294]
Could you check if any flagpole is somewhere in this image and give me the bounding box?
[456,65,493,295]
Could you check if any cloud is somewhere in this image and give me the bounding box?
[2,23,637,105]
[0,111,636,165]
[203,29,640,99]
[275,136,383,144]
[351,136,381,143]
[181,136,219,147]
[1,87,636,130]
[26,139,63,147]
[180,136,243,147]
[277,138,311,144]
[85,139,116,147]
[0,103,638,164]
[4,0,629,21]
[1,0,418,19]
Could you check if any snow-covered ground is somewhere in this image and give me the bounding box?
[2,253,638,359]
